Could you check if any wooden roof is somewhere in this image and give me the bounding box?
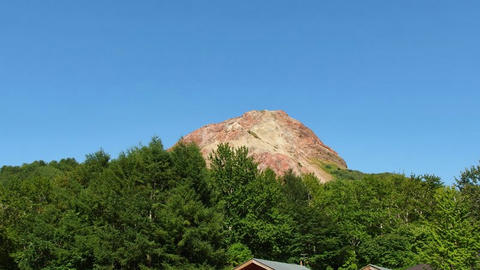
[235,258,310,270]
[361,264,392,270]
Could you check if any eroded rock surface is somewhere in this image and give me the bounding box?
[180,110,346,182]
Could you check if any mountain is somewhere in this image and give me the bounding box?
[179,110,346,182]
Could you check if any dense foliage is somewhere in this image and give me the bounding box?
[0,139,479,269]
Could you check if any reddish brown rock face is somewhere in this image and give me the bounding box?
[180,110,346,182]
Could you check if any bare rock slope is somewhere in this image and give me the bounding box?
[180,110,346,182]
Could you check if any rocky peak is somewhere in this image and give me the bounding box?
[180,110,346,182]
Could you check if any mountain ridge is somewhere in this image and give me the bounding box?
[179,110,346,182]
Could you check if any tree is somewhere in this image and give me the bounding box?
[416,187,480,269]
[0,138,228,269]
[209,144,293,261]
[456,161,480,219]
[226,243,252,267]
[170,142,211,205]
[209,143,258,245]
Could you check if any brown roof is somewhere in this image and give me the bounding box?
[235,258,310,270]
[361,264,392,270]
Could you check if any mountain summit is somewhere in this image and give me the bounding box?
[180,110,346,182]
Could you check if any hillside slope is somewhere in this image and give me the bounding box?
[180,110,346,182]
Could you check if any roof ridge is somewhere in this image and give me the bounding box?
[368,264,392,270]
[253,258,310,270]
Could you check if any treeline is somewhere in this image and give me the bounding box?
[0,138,479,269]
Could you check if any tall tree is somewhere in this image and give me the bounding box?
[416,187,480,269]
[209,144,293,261]
[456,161,480,219]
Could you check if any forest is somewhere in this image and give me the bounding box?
[0,138,479,270]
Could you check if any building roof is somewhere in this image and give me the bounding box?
[235,258,310,270]
[362,264,392,270]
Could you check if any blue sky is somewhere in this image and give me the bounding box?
[1,1,479,184]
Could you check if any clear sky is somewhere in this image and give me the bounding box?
[1,1,479,185]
